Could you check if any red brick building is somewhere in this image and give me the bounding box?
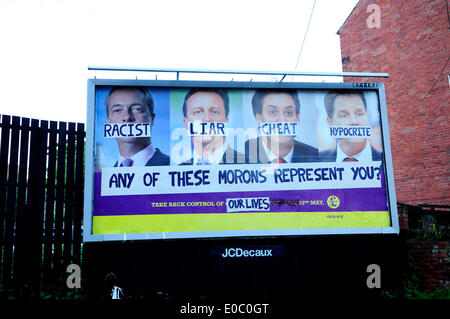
[338,0,449,206]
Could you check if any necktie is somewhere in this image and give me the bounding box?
[197,158,210,165]
[343,157,358,162]
[120,158,134,167]
[273,158,286,163]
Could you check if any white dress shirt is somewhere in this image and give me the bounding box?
[336,141,372,162]
[261,139,294,163]
[192,142,228,165]
[118,144,156,167]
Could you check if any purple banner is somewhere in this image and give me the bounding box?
[93,172,388,216]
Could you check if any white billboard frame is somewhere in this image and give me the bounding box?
[83,79,399,242]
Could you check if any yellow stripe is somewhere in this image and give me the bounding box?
[93,211,390,235]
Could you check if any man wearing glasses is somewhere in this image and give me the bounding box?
[105,87,170,167]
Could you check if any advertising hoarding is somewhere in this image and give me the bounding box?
[83,79,398,242]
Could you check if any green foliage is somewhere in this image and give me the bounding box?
[413,286,450,299]
[382,254,450,299]
[0,275,88,300]
[410,223,445,241]
[0,281,16,300]
[39,284,87,300]
[38,266,87,300]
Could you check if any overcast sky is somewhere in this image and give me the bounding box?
[0,0,359,123]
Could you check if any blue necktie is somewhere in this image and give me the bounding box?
[120,158,134,167]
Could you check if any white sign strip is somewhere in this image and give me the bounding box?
[226,197,270,212]
[259,122,298,136]
[187,122,227,136]
[104,123,152,138]
[329,126,372,139]
[101,162,383,196]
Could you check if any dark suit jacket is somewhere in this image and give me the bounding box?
[114,148,170,167]
[244,137,319,164]
[180,146,245,165]
[319,145,383,162]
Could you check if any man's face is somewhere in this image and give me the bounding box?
[184,92,228,122]
[183,91,228,145]
[327,94,370,145]
[255,93,299,144]
[107,89,151,124]
[328,94,369,127]
[107,89,153,143]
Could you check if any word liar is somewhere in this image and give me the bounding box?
[188,122,227,136]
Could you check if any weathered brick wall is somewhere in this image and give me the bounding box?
[338,0,450,206]
[407,240,450,290]
[397,203,410,231]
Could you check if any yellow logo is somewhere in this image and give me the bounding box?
[327,195,340,209]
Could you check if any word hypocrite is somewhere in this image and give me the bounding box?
[329,126,371,138]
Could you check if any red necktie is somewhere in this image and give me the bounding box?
[343,157,358,162]
[273,158,286,163]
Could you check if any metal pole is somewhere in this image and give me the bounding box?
[87,66,389,79]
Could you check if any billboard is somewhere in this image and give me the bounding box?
[83,79,398,242]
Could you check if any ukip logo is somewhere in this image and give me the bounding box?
[327,195,340,209]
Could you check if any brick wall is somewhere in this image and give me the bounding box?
[397,203,410,231]
[338,0,450,206]
[408,240,450,290]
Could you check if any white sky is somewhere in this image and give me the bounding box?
[0,0,359,123]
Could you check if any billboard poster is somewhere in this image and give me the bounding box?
[83,80,399,242]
